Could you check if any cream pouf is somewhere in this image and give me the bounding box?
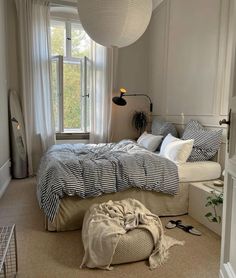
[81,199,184,270]
[112,228,154,265]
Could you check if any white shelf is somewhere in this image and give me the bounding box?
[189,181,223,236]
[202,180,224,192]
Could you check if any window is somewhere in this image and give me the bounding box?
[50,19,92,134]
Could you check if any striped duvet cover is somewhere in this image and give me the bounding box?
[37,140,179,221]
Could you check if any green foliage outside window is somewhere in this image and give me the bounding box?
[50,20,91,131]
[71,24,90,58]
[51,61,59,130]
[51,22,65,56]
[63,63,81,129]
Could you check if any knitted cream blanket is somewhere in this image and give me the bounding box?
[81,198,184,270]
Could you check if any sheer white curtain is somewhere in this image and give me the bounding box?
[15,0,55,175]
[89,43,118,144]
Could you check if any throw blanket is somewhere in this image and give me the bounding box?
[81,199,184,270]
[37,140,179,221]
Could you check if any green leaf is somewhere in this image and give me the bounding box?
[212,199,218,205]
[205,212,212,218]
[212,217,218,223]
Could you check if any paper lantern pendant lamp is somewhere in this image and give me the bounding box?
[77,0,152,48]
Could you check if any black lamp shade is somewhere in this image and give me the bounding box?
[112,90,153,112]
[112,96,127,106]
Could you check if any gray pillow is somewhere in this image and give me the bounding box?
[152,120,178,138]
[182,120,222,161]
[152,120,178,151]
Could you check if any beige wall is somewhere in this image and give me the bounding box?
[111,31,149,141]
[0,0,11,195]
[0,0,10,168]
[0,0,21,193]
[152,0,164,10]
[6,0,20,95]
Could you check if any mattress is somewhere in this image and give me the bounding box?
[178,161,221,182]
[47,182,189,232]
[38,140,179,222]
[46,161,221,232]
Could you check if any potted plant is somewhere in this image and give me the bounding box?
[132,111,148,136]
[205,190,223,224]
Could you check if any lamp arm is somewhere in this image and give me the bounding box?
[122,93,153,112]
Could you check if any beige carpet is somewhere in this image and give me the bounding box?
[0,178,221,278]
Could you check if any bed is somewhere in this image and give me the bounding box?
[37,138,221,232]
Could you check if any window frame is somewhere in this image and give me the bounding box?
[50,17,91,136]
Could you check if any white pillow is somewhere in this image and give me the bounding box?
[137,131,148,144]
[160,133,179,155]
[160,134,194,164]
[137,132,163,152]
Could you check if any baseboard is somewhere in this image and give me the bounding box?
[220,269,225,278]
[0,159,11,198]
[220,263,236,278]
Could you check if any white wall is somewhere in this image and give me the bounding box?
[149,0,229,125]
[2,0,230,158]
[112,0,229,168]
[113,0,230,143]
[147,0,229,166]
[0,0,11,196]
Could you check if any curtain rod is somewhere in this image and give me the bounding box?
[49,0,78,7]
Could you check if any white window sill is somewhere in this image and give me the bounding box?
[56,132,89,140]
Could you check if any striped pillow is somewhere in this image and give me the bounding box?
[182,120,222,161]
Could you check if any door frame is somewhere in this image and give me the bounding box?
[220,0,236,277]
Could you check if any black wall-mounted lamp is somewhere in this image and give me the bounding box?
[112,88,153,112]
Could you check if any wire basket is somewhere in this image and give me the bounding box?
[0,225,18,278]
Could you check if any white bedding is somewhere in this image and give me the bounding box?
[178,161,221,182]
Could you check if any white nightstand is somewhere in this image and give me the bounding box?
[188,180,223,236]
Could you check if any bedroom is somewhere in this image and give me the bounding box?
[0,0,235,277]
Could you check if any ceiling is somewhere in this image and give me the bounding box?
[57,0,164,11]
